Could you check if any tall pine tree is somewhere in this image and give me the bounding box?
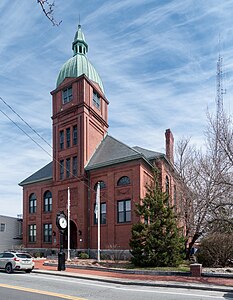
[130,171,185,267]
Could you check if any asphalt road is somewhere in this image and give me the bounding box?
[0,271,232,300]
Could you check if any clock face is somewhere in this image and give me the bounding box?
[59,217,67,229]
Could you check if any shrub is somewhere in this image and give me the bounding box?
[78,252,89,259]
[197,233,233,267]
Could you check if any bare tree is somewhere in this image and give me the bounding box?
[175,112,233,259]
[37,0,62,26]
[207,111,233,186]
[206,111,233,232]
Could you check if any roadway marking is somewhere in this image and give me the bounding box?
[0,283,87,300]
[33,274,226,299]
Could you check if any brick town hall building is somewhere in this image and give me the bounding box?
[19,25,183,256]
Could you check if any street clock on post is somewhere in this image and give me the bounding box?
[56,211,67,271]
[56,212,68,233]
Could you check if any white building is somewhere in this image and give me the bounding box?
[0,215,22,251]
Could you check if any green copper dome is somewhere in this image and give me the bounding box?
[56,25,104,93]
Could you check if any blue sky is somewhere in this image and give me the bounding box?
[0,0,233,217]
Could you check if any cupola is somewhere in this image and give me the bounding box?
[56,25,104,93]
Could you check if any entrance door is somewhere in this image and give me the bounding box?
[62,220,77,249]
[70,220,77,249]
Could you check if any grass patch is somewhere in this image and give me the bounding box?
[98,260,190,272]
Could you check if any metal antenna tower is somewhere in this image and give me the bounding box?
[214,40,226,158]
[216,36,226,117]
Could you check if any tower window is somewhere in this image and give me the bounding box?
[79,45,82,53]
[66,158,70,178]
[62,87,72,104]
[60,160,64,180]
[66,128,70,148]
[59,130,64,150]
[73,125,77,145]
[93,91,100,110]
[72,156,77,176]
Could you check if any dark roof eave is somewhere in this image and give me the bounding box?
[85,153,154,171]
[19,176,53,187]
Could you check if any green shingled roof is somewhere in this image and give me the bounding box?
[56,25,104,93]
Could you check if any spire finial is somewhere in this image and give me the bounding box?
[78,14,81,28]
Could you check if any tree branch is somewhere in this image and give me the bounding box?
[37,0,62,26]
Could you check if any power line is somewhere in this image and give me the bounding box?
[0,96,113,205]
[0,96,52,149]
[0,107,52,159]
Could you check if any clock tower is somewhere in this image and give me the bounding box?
[51,25,109,181]
[50,25,109,249]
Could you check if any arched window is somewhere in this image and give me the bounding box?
[29,193,36,214]
[44,191,52,212]
[165,176,169,195]
[94,181,106,190]
[117,176,130,186]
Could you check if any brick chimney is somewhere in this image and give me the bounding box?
[165,129,174,165]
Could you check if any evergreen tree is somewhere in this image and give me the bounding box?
[130,171,185,267]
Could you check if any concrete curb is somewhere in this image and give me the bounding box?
[44,262,233,279]
[33,269,233,293]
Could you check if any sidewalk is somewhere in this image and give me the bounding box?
[33,259,233,292]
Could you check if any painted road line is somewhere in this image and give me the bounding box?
[0,283,87,300]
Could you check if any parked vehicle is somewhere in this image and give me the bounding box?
[0,251,34,273]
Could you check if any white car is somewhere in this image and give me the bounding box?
[0,251,34,273]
